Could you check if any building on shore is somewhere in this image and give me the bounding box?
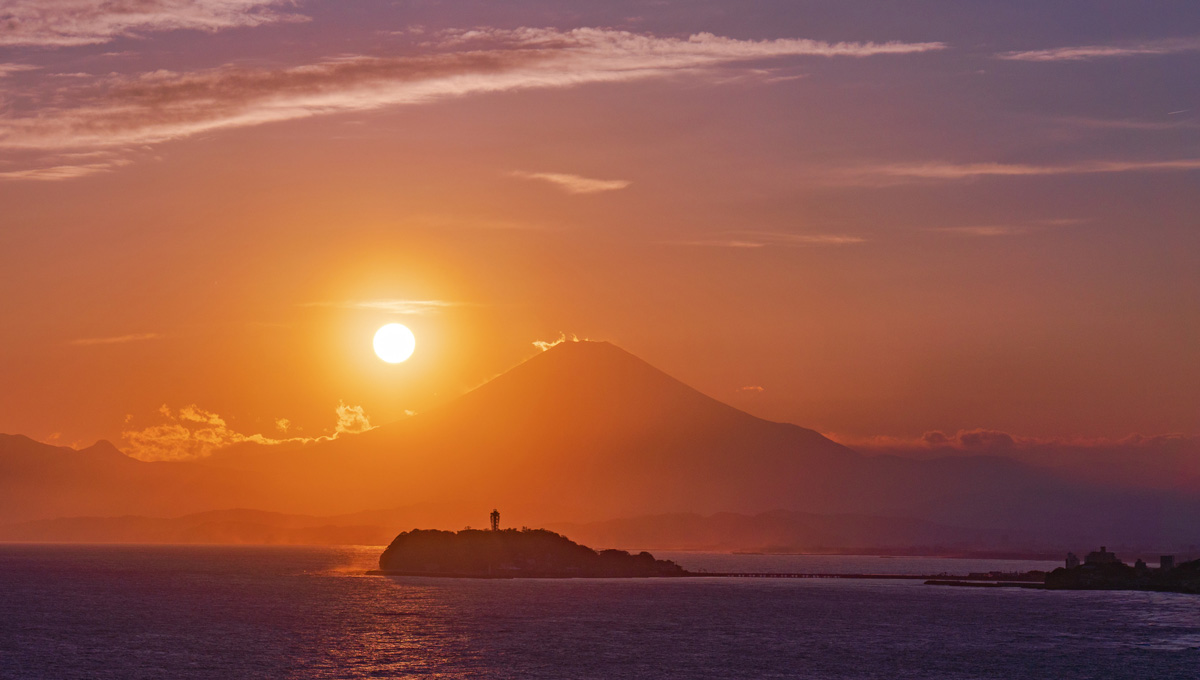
[1047,547,1200,593]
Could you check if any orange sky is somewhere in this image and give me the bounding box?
[1,0,1198,456]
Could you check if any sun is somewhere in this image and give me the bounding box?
[373,323,416,363]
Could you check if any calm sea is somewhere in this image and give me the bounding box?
[1,545,1196,679]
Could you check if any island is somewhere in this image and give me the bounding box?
[376,511,688,578]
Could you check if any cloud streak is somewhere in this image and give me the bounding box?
[66,332,163,346]
[1058,116,1200,131]
[0,0,305,47]
[925,218,1082,237]
[0,63,39,77]
[0,27,946,176]
[0,157,132,181]
[836,158,1200,185]
[675,231,866,248]
[509,171,631,194]
[998,36,1200,62]
[926,226,1023,237]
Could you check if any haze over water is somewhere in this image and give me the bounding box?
[2,545,1196,679]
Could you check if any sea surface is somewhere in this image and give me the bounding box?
[1,544,1197,679]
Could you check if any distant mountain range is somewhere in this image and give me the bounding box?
[0,505,981,555]
[2,341,1198,552]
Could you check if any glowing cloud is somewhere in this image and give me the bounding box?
[334,402,373,435]
[121,402,375,461]
[533,333,582,351]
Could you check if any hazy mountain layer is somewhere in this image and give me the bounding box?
[3,341,1198,550]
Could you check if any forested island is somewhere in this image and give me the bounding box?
[376,527,689,578]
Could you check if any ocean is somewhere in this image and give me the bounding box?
[1,545,1196,679]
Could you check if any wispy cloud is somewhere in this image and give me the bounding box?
[0,157,132,181]
[0,0,306,47]
[1058,116,1200,131]
[675,231,866,248]
[925,218,1083,237]
[300,299,462,315]
[509,171,631,194]
[836,158,1200,184]
[926,226,1023,237]
[121,401,374,461]
[0,63,39,76]
[0,27,945,174]
[66,332,163,346]
[998,36,1200,62]
[399,214,553,231]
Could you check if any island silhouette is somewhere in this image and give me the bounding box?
[377,510,687,578]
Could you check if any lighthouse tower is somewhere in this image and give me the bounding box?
[490,508,500,531]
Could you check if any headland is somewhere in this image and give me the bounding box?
[1043,547,1200,594]
[927,547,1200,594]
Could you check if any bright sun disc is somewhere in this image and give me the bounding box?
[373,323,416,363]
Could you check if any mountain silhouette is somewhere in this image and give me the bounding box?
[3,341,1199,549]
[200,340,858,521]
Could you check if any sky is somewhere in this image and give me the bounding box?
[1,0,1197,457]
